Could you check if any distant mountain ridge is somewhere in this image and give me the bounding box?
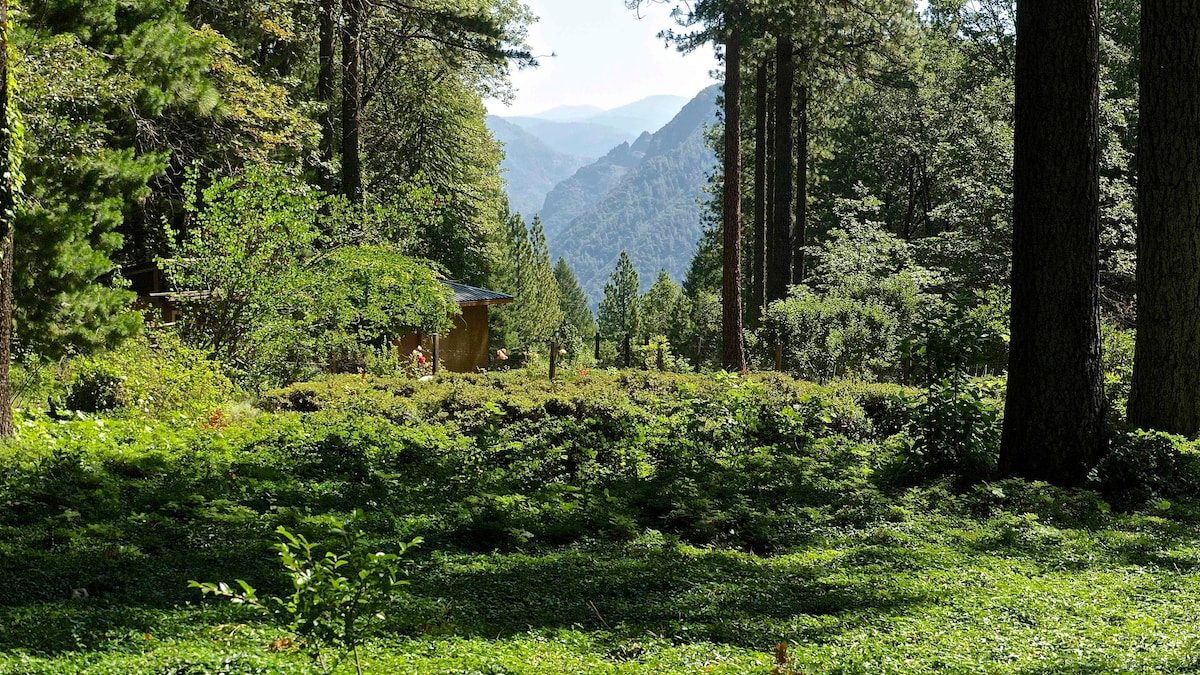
[486,116,590,219]
[547,85,720,306]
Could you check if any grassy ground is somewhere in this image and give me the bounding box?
[2,371,1199,674]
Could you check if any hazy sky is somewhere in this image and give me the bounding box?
[485,0,722,117]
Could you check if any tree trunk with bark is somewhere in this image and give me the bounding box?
[793,81,808,283]
[767,35,794,303]
[751,62,768,328]
[1000,0,1105,485]
[341,0,364,202]
[722,24,747,372]
[317,0,337,190]
[1128,0,1200,435]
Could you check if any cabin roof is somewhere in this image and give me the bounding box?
[444,280,514,307]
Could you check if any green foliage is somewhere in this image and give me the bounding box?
[597,251,640,363]
[8,368,1200,673]
[192,518,421,673]
[42,330,240,419]
[553,257,595,343]
[1102,321,1135,420]
[164,165,452,385]
[763,289,901,382]
[904,378,1003,482]
[490,212,563,356]
[1090,430,1200,507]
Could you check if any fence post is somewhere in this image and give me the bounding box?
[549,339,558,380]
[594,331,601,361]
[774,341,783,372]
[432,334,440,375]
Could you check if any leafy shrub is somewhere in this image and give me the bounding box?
[1090,430,1200,506]
[903,378,1002,482]
[1102,322,1135,421]
[62,358,125,413]
[193,517,421,674]
[761,289,904,382]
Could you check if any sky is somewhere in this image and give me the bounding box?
[485,0,722,117]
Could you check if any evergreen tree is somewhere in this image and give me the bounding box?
[491,212,562,355]
[598,251,640,364]
[553,257,595,342]
[999,0,1106,485]
[640,270,688,351]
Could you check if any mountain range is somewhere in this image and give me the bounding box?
[488,87,720,306]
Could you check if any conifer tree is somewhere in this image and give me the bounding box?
[599,251,640,364]
[491,213,562,354]
[1128,0,1200,435]
[640,269,689,353]
[553,257,595,342]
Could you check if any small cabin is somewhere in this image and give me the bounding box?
[397,281,513,372]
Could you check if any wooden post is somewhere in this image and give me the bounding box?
[623,333,631,368]
[594,331,601,361]
[549,339,558,380]
[432,334,440,375]
[774,341,784,372]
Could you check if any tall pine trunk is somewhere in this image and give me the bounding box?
[793,81,808,283]
[751,63,768,328]
[722,24,747,372]
[317,0,336,190]
[1128,0,1200,435]
[341,0,364,202]
[1000,0,1105,484]
[767,35,794,303]
[0,0,13,438]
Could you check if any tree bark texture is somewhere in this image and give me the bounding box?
[1000,0,1105,484]
[722,25,747,372]
[341,0,364,202]
[0,0,13,439]
[793,82,809,283]
[1128,0,1200,435]
[751,63,768,328]
[317,0,337,189]
[767,35,794,304]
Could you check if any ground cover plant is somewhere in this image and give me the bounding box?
[2,370,1200,673]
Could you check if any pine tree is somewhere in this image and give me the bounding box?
[598,251,640,365]
[553,257,595,341]
[491,213,562,354]
[640,270,688,348]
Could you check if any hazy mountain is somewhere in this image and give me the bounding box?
[547,85,720,306]
[502,117,634,160]
[530,104,605,122]
[487,116,591,218]
[586,95,692,136]
[538,131,653,239]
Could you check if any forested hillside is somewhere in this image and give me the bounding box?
[550,85,719,304]
[485,116,589,218]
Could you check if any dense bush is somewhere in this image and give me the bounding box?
[43,331,241,419]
